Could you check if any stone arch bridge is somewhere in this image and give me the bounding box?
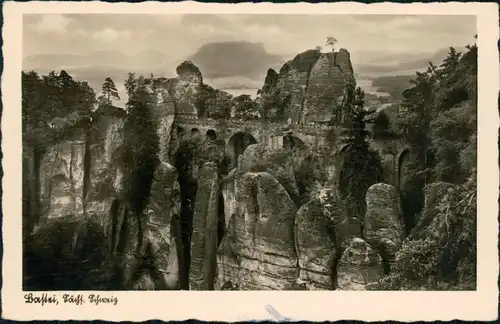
[170,115,412,189]
[173,115,334,169]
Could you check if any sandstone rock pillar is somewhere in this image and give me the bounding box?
[189,162,219,290]
[363,183,404,273]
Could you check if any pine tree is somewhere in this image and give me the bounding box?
[119,75,159,218]
[124,73,137,99]
[339,87,383,222]
[100,77,121,106]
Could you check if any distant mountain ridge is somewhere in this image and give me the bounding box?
[189,41,285,80]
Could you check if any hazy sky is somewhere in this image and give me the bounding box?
[23,14,476,61]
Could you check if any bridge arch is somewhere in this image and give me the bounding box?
[190,128,200,138]
[227,131,257,169]
[206,129,217,140]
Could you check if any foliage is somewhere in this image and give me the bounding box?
[22,70,97,143]
[195,84,233,119]
[124,72,138,99]
[339,87,383,221]
[117,75,159,217]
[373,172,477,290]
[395,44,477,233]
[233,94,260,120]
[100,77,121,107]
[325,36,338,52]
[375,42,478,290]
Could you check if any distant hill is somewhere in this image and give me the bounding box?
[354,46,469,78]
[189,41,284,80]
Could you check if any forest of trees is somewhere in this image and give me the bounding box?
[376,43,477,290]
[22,70,97,145]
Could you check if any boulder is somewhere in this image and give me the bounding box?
[363,183,404,272]
[237,144,300,204]
[337,237,384,290]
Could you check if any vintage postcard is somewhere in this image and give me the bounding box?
[2,1,499,321]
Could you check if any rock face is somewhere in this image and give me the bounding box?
[317,188,348,251]
[237,144,301,204]
[216,172,298,290]
[85,110,126,228]
[38,128,87,220]
[153,61,203,118]
[260,48,355,126]
[363,183,404,272]
[144,162,183,289]
[294,187,348,290]
[294,199,337,290]
[337,237,384,290]
[190,162,220,290]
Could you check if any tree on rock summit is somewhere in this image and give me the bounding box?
[100,77,121,107]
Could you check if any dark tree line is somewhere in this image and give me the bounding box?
[22,70,97,143]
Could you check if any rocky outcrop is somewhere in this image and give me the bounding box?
[260,48,355,126]
[85,111,126,229]
[317,188,348,251]
[294,199,336,290]
[153,61,203,118]
[190,162,220,290]
[144,162,183,289]
[337,237,384,290]
[294,187,348,290]
[363,183,404,272]
[216,172,298,290]
[237,144,301,204]
[38,128,88,220]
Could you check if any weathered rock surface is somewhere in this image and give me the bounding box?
[153,61,203,118]
[294,199,336,290]
[337,237,384,290]
[261,48,355,126]
[144,162,183,289]
[23,146,41,236]
[38,129,87,220]
[85,112,126,229]
[190,162,220,290]
[363,183,404,271]
[317,188,348,251]
[216,172,299,290]
[237,144,301,203]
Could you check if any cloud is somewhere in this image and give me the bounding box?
[92,28,132,42]
[34,14,73,35]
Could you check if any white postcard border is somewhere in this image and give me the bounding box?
[2,1,499,321]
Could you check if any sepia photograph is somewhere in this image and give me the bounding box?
[21,12,479,292]
[2,1,498,322]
